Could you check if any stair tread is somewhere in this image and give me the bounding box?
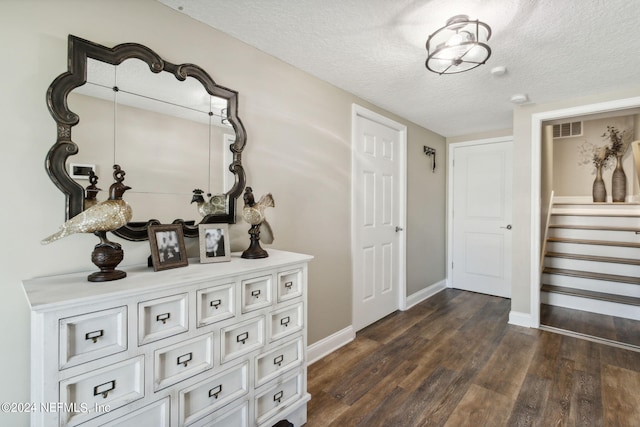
[541,284,640,306]
[547,237,640,248]
[549,224,640,232]
[545,252,640,266]
[543,267,640,285]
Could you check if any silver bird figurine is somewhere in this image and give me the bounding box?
[42,165,132,248]
[241,187,274,259]
[191,189,227,216]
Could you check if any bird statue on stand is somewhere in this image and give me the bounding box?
[241,186,274,259]
[42,165,133,282]
[191,189,227,216]
[84,170,101,210]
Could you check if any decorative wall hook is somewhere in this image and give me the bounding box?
[424,146,436,172]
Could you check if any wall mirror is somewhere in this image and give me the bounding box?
[46,35,246,240]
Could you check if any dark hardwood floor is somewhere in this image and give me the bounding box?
[540,303,640,349]
[306,289,640,426]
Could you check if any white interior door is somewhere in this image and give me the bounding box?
[352,106,406,331]
[450,140,513,298]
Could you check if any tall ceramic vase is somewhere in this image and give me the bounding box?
[611,154,626,202]
[592,164,606,203]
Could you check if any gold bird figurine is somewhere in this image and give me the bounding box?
[84,170,101,210]
[41,165,132,248]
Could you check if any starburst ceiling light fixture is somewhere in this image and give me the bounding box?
[425,14,492,75]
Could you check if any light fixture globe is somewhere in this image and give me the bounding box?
[426,15,492,75]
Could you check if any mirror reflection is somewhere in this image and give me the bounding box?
[46,35,246,240]
[68,58,235,223]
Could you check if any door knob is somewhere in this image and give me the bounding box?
[395,226,403,232]
[500,224,512,230]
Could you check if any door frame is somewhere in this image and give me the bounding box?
[529,96,640,328]
[447,136,513,291]
[351,104,408,330]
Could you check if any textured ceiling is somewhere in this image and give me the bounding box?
[157,0,640,137]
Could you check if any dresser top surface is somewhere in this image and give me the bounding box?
[22,249,312,311]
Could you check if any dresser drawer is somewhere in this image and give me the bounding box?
[255,337,304,387]
[196,283,235,327]
[221,316,265,363]
[277,269,303,302]
[97,397,170,427]
[255,370,305,425]
[138,293,188,345]
[241,275,272,313]
[59,356,144,426]
[179,361,249,426]
[59,306,127,369]
[154,333,214,391]
[187,399,249,427]
[269,303,303,342]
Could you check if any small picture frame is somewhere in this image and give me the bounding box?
[148,224,188,271]
[199,224,231,263]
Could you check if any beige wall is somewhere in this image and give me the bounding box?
[0,1,445,424]
[552,115,636,199]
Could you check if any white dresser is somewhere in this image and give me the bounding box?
[22,249,312,427]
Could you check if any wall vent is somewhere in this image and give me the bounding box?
[552,121,582,138]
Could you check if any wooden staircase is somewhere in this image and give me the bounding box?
[541,202,640,321]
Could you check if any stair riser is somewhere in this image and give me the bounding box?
[542,273,640,298]
[550,215,640,228]
[541,292,640,321]
[546,241,640,259]
[544,257,640,277]
[548,227,640,243]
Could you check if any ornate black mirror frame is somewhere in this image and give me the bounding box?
[46,35,246,241]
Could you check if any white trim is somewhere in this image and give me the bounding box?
[508,311,532,328]
[529,96,640,329]
[541,293,640,321]
[350,104,408,325]
[553,196,596,204]
[307,326,355,365]
[404,280,447,310]
[446,136,513,297]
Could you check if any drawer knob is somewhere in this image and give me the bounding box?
[85,329,104,343]
[210,299,222,309]
[209,384,222,399]
[156,313,171,324]
[273,390,283,404]
[236,332,249,344]
[93,380,115,399]
[280,316,290,327]
[284,281,293,290]
[251,289,261,298]
[273,355,284,366]
[177,352,192,367]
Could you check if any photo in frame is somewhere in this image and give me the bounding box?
[148,224,188,271]
[199,224,231,263]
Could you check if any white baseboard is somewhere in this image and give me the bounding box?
[508,310,532,328]
[307,325,355,365]
[404,280,447,310]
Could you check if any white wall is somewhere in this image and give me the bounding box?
[0,1,445,424]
